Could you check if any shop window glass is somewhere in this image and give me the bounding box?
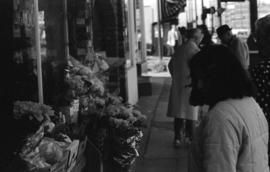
[258,0,270,18]
[13,0,38,102]
[221,1,250,41]
[38,0,67,105]
[135,0,144,63]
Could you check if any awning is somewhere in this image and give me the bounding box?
[161,0,186,22]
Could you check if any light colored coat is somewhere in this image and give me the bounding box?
[189,97,269,172]
[167,40,199,120]
[228,36,250,70]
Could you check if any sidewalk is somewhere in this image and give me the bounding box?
[134,77,189,172]
[142,56,171,78]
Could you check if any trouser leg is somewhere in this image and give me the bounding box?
[174,118,184,140]
[185,119,194,140]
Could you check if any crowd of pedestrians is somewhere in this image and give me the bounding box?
[166,14,270,172]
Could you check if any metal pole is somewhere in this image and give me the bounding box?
[202,0,205,24]
[195,0,198,26]
[157,0,163,60]
[139,0,147,61]
[249,0,258,33]
[217,0,222,26]
[63,0,69,61]
[34,0,44,104]
[211,14,214,34]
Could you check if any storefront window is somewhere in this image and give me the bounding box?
[221,1,250,41]
[38,0,67,105]
[258,0,270,18]
[13,0,38,102]
[135,0,146,63]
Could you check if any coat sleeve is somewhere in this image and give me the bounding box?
[202,109,240,172]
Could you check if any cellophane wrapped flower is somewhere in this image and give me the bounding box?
[20,136,71,171]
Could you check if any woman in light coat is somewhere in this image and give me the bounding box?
[188,45,269,172]
[167,28,204,147]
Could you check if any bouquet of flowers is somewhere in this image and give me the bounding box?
[65,73,89,99]
[107,105,146,134]
[66,56,106,98]
[13,101,55,122]
[84,50,109,74]
[105,102,146,168]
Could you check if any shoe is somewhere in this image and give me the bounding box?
[174,139,182,148]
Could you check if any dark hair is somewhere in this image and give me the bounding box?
[186,28,201,40]
[198,24,209,35]
[197,24,213,48]
[179,27,187,34]
[189,45,256,107]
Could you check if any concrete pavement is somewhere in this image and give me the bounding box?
[134,77,189,172]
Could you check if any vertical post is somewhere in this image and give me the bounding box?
[201,0,205,24]
[195,0,198,26]
[63,0,69,61]
[128,0,136,65]
[217,0,222,26]
[157,0,163,60]
[139,0,147,62]
[34,0,44,104]
[249,0,258,33]
[211,13,214,34]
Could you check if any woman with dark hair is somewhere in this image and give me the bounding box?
[197,24,213,49]
[188,45,269,172]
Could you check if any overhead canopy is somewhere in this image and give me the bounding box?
[161,0,186,22]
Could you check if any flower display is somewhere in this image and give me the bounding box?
[14,51,146,171]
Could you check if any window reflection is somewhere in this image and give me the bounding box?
[39,11,47,60]
[13,0,38,101]
[258,0,270,18]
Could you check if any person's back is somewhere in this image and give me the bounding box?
[188,45,269,172]
[202,98,269,172]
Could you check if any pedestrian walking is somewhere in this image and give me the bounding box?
[166,24,178,56]
[167,28,204,147]
[217,24,250,70]
[188,45,269,172]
